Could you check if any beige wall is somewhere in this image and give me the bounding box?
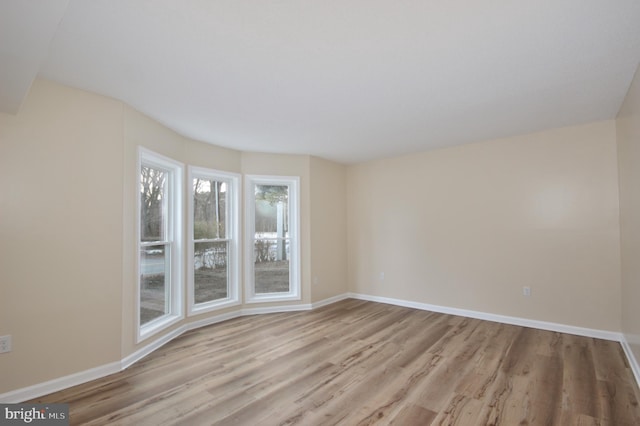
[347,121,621,331]
[0,80,124,393]
[617,64,640,365]
[0,80,347,395]
[1,76,630,396]
[310,157,348,303]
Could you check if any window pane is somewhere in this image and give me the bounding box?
[254,185,288,234]
[140,245,170,325]
[193,178,226,239]
[141,166,166,242]
[254,238,290,293]
[194,241,228,303]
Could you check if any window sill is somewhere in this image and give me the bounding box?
[138,314,183,343]
[188,298,241,316]
[244,293,301,304]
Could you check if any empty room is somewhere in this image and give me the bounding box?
[2,1,640,425]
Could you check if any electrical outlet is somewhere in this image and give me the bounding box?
[522,286,531,297]
[379,272,385,281]
[313,276,319,285]
[0,335,11,353]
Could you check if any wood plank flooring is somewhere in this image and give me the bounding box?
[31,299,640,425]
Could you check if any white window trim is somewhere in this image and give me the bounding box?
[187,166,241,315]
[137,147,184,342]
[244,175,301,303]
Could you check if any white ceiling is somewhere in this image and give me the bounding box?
[0,0,68,114]
[2,1,640,163]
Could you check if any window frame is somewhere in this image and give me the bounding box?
[245,175,301,303]
[137,147,184,342]
[187,166,241,315]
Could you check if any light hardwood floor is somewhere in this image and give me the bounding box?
[32,299,640,425]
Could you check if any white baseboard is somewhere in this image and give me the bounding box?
[121,325,187,370]
[0,295,343,403]
[621,334,640,389]
[121,310,246,370]
[348,292,640,389]
[4,292,635,403]
[241,304,312,316]
[311,293,350,309]
[347,292,623,342]
[185,310,243,333]
[0,361,121,404]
